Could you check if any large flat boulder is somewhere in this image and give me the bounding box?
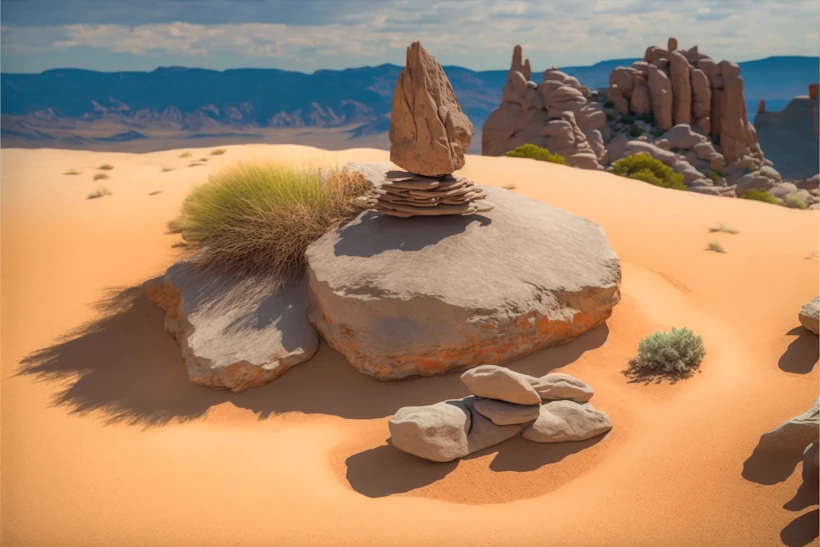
[143,261,319,392]
[305,181,621,380]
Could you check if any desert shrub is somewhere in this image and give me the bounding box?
[64,169,82,175]
[740,189,781,205]
[612,153,686,190]
[211,148,227,156]
[87,187,112,199]
[93,173,110,181]
[98,164,114,170]
[171,162,370,278]
[705,170,722,183]
[629,124,642,138]
[637,113,654,124]
[149,190,162,196]
[603,100,615,108]
[630,328,706,375]
[785,193,808,209]
[161,167,175,172]
[180,151,193,158]
[505,144,569,165]
[620,115,635,124]
[606,112,615,121]
[709,222,739,234]
[706,241,726,253]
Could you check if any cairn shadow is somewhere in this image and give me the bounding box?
[742,444,805,486]
[779,327,819,374]
[784,478,819,512]
[333,210,492,257]
[344,434,606,498]
[781,509,819,547]
[17,286,609,427]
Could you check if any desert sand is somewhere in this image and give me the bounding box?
[1,144,818,546]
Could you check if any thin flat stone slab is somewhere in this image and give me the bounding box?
[305,184,621,380]
[473,398,541,425]
[143,260,319,392]
[467,403,528,453]
[522,400,612,443]
[528,373,594,402]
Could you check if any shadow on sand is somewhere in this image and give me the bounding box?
[16,286,610,428]
[742,431,819,546]
[778,327,818,374]
[345,435,605,498]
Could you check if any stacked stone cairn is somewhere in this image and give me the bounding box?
[388,365,612,462]
[360,41,492,218]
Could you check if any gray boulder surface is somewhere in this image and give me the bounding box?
[756,398,820,454]
[143,260,318,392]
[799,297,820,335]
[461,365,541,405]
[522,400,613,443]
[528,372,594,402]
[388,399,471,462]
[473,398,541,425]
[305,179,621,380]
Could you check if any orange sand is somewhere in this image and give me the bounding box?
[2,145,818,546]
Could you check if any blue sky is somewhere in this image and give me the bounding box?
[2,0,818,73]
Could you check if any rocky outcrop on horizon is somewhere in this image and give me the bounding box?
[482,45,608,169]
[389,365,611,462]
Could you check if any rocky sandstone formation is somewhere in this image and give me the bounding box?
[143,260,319,392]
[799,297,820,335]
[482,45,606,168]
[389,365,611,462]
[389,42,472,177]
[306,171,621,380]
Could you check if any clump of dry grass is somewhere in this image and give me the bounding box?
[170,162,370,278]
[98,164,114,170]
[93,173,110,181]
[64,169,82,175]
[211,148,227,156]
[149,190,163,196]
[180,151,193,158]
[199,157,209,162]
[161,167,175,172]
[87,187,113,199]
[709,222,739,234]
[706,241,726,253]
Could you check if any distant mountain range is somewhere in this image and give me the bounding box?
[2,56,817,150]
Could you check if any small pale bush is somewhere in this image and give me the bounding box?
[785,193,808,209]
[211,148,227,156]
[740,189,781,205]
[706,240,726,253]
[98,164,114,170]
[630,328,706,374]
[505,144,569,165]
[709,222,739,234]
[612,153,686,190]
[180,151,193,158]
[87,187,113,199]
[93,173,110,181]
[171,162,370,278]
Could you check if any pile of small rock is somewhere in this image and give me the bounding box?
[388,365,612,462]
[359,171,491,218]
[375,41,492,217]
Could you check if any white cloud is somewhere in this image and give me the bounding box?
[2,0,818,71]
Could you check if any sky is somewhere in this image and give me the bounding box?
[1,0,819,74]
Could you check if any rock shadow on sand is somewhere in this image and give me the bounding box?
[344,434,606,498]
[17,286,609,427]
[781,509,819,547]
[778,327,818,374]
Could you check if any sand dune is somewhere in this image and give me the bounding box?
[1,145,818,546]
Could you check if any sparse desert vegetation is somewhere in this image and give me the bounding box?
[98,164,114,170]
[785,193,808,209]
[161,167,175,172]
[505,144,569,165]
[149,190,163,196]
[628,328,706,376]
[211,148,227,155]
[63,169,82,175]
[93,173,110,181]
[170,162,369,278]
[709,222,740,234]
[612,154,686,190]
[740,189,781,205]
[707,241,726,253]
[87,187,113,200]
[180,151,193,158]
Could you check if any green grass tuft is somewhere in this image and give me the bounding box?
[705,170,722,183]
[603,100,615,109]
[612,153,686,190]
[505,144,569,165]
[87,187,113,200]
[629,328,706,376]
[740,189,781,205]
[629,124,642,138]
[170,162,371,278]
[785,193,808,209]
